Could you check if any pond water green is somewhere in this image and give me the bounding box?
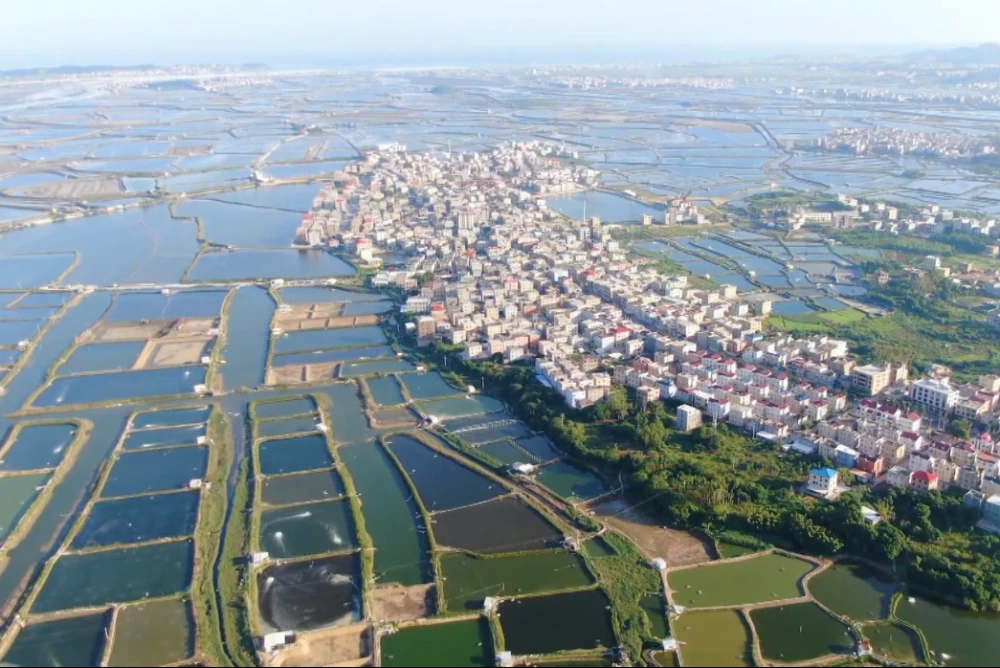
[399,372,461,400]
[0,472,49,543]
[31,539,193,613]
[258,434,333,475]
[583,537,617,558]
[895,597,1000,666]
[537,461,607,501]
[808,561,896,621]
[108,598,193,666]
[120,424,205,450]
[750,602,852,663]
[386,435,501,512]
[716,542,759,559]
[441,550,594,612]
[338,442,430,586]
[499,588,617,655]
[258,498,356,558]
[478,439,527,465]
[262,469,345,506]
[641,592,669,639]
[381,618,493,668]
[0,422,76,471]
[515,435,561,462]
[667,553,813,608]
[131,405,210,429]
[419,396,504,418]
[72,490,200,548]
[101,446,207,497]
[366,376,405,405]
[673,610,752,667]
[865,622,921,664]
[59,341,145,375]
[3,611,110,667]
[433,496,563,554]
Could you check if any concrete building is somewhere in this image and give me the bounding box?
[676,405,702,432]
[909,377,959,411]
[852,364,891,396]
[807,467,838,495]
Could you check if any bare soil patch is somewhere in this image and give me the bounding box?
[592,497,713,567]
[147,339,210,367]
[267,361,338,386]
[265,623,372,667]
[24,178,122,199]
[371,583,435,623]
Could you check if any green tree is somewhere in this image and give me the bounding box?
[949,418,972,440]
[606,386,630,421]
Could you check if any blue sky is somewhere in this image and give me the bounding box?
[2,0,997,67]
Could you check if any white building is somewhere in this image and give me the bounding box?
[676,405,702,432]
[909,377,959,411]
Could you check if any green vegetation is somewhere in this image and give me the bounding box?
[671,610,753,667]
[741,191,852,219]
[380,618,494,668]
[667,553,814,608]
[586,532,664,661]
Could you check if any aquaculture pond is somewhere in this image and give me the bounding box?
[273,344,396,367]
[433,496,564,554]
[258,434,333,475]
[0,318,45,345]
[2,611,110,667]
[0,422,76,471]
[255,396,316,419]
[420,395,505,418]
[72,490,200,548]
[262,469,346,506]
[865,622,922,664]
[120,423,205,450]
[380,617,494,668]
[667,552,813,608]
[514,435,561,462]
[35,366,207,407]
[131,405,210,429]
[106,290,226,321]
[537,461,607,501]
[386,435,502,512]
[108,598,194,667]
[808,561,896,621]
[0,253,73,289]
[257,553,362,632]
[258,498,357,559]
[547,190,661,223]
[278,286,385,304]
[30,539,193,613]
[673,610,752,667]
[222,286,273,391]
[0,472,50,543]
[478,439,528,465]
[894,597,1000,667]
[641,593,669,639]
[187,249,356,280]
[399,372,461,400]
[273,325,387,353]
[101,446,207,497]
[256,415,320,438]
[583,537,617,558]
[338,441,431,586]
[58,341,145,375]
[499,588,617,655]
[750,602,852,663]
[366,375,405,405]
[340,358,415,377]
[441,550,594,612]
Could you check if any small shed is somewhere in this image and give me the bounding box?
[650,557,667,571]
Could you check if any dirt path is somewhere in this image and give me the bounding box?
[592,497,713,568]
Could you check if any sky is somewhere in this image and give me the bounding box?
[2,0,998,68]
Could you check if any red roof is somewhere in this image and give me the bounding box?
[906,412,921,420]
[612,327,630,335]
[978,433,994,442]
[901,431,920,441]
[913,470,938,482]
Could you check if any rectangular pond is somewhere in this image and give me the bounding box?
[340,358,416,377]
[131,405,211,429]
[667,552,814,608]
[380,618,493,668]
[256,415,320,439]
[273,326,387,353]
[547,190,661,223]
[121,424,206,450]
[255,396,317,419]
[441,550,594,612]
[432,496,563,554]
[273,344,396,367]
[35,366,207,407]
[258,434,333,475]
[0,318,45,346]
[750,601,852,663]
[257,553,362,632]
[59,341,146,375]
[262,469,346,506]
[807,561,895,621]
[187,249,356,281]
[0,472,49,543]
[499,588,617,655]
[101,446,207,497]
[366,375,405,405]
[537,462,607,502]
[31,539,193,613]
[386,435,502,512]
[106,290,226,322]
[3,611,110,668]
[0,422,76,471]
[339,442,431,587]
[258,498,357,559]
[895,597,1000,667]
[400,372,462,400]
[72,490,200,548]
[108,598,194,667]
[419,396,505,418]
[673,610,752,667]
[0,253,74,289]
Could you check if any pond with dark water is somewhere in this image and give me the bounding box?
[2,611,110,667]
[499,588,617,655]
[256,415,319,438]
[255,396,317,419]
[258,434,333,475]
[262,469,346,506]
[257,553,362,632]
[381,617,493,668]
[101,446,207,497]
[131,405,210,429]
[366,375,405,405]
[72,490,200,548]
[432,496,563,554]
[121,424,206,450]
[0,422,76,471]
[386,435,502,512]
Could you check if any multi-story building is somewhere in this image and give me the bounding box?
[676,405,702,432]
[909,377,959,411]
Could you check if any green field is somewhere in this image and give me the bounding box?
[440,550,594,612]
[716,542,760,559]
[667,553,814,608]
[672,610,752,667]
